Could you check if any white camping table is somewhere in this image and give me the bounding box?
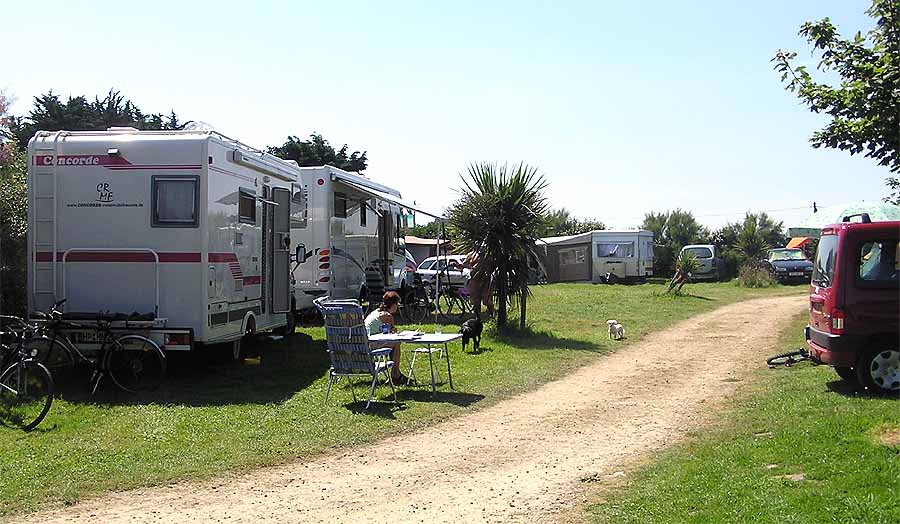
[368,332,461,395]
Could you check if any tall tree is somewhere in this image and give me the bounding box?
[0,93,28,315]
[773,0,900,203]
[640,209,706,277]
[268,134,368,172]
[449,162,548,328]
[540,207,605,236]
[9,89,183,149]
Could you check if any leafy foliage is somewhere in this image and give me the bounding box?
[773,0,900,202]
[9,90,183,149]
[403,221,444,239]
[268,134,368,172]
[448,162,549,328]
[666,251,700,295]
[710,212,787,278]
[736,265,778,288]
[0,94,28,315]
[540,207,605,237]
[640,209,707,277]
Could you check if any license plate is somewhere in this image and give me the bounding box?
[789,272,803,277]
[71,331,103,344]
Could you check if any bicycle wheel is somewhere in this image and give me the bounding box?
[106,335,166,393]
[403,297,429,324]
[0,360,54,431]
[437,292,458,321]
[24,336,75,370]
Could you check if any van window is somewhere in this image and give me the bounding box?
[238,189,256,224]
[858,240,899,285]
[334,192,348,218]
[812,234,838,287]
[152,176,199,227]
[683,247,713,259]
[597,242,634,258]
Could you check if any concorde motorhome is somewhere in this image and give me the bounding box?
[27,129,305,355]
[27,129,431,356]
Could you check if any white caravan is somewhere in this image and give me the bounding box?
[541,230,654,282]
[290,166,425,308]
[27,128,305,354]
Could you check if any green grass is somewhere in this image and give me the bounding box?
[0,281,799,516]
[588,313,900,524]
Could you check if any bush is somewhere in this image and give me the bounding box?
[736,264,777,288]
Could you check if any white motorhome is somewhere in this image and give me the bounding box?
[27,128,305,355]
[540,230,654,283]
[290,166,426,308]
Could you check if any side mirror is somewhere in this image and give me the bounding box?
[294,243,307,263]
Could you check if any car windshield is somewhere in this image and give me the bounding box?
[769,249,807,261]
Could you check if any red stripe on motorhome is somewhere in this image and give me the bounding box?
[34,251,202,263]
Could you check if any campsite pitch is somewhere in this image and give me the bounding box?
[9,294,806,524]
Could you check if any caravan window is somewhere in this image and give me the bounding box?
[334,192,348,218]
[597,242,634,258]
[238,189,256,224]
[152,176,199,227]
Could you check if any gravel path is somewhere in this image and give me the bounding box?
[13,295,806,524]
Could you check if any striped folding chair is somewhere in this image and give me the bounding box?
[313,298,397,409]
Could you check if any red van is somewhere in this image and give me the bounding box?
[805,214,899,394]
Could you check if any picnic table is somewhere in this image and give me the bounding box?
[368,331,461,395]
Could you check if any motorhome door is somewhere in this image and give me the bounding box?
[271,187,291,313]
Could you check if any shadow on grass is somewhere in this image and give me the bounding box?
[52,332,331,407]
[398,389,485,407]
[825,379,899,399]
[492,326,601,352]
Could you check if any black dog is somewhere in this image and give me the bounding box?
[460,318,483,352]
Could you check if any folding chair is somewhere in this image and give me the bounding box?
[313,298,397,409]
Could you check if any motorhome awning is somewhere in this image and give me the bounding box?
[332,175,445,220]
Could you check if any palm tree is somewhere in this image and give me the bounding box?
[449,162,549,328]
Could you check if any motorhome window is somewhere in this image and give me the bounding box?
[152,177,199,227]
[238,189,256,224]
[360,199,368,227]
[291,190,307,229]
[395,213,403,253]
[596,242,634,258]
[857,240,899,285]
[334,192,348,218]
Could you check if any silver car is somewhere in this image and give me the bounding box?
[680,244,721,281]
[415,255,470,287]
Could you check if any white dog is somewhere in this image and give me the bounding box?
[607,319,625,340]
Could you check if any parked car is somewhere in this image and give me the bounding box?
[805,214,899,394]
[766,248,814,284]
[415,255,470,287]
[679,244,721,281]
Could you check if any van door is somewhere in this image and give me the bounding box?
[272,187,291,313]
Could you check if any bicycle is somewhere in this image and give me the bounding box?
[0,316,54,431]
[433,269,472,321]
[25,300,166,394]
[399,274,433,324]
[766,347,811,367]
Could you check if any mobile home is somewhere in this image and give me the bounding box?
[290,166,428,307]
[27,128,305,355]
[540,230,654,283]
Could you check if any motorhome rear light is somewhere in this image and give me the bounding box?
[830,309,845,334]
[319,256,330,263]
[317,178,325,186]
[319,263,330,270]
[318,276,331,283]
[164,333,192,346]
[319,249,330,256]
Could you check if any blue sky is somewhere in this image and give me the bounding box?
[3,0,888,229]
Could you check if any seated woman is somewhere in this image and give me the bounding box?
[364,291,409,385]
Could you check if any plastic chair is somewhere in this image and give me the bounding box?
[313,298,397,409]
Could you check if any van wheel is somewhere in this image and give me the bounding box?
[834,366,857,383]
[856,348,900,395]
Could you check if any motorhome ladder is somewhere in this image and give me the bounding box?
[30,132,63,311]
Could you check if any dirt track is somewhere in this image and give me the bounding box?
[13,295,806,524]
